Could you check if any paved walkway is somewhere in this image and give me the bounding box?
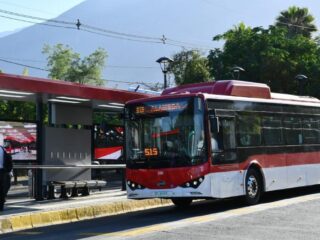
[0,182,171,234]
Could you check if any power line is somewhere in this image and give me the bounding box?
[0,56,158,69]
[0,57,158,86]
[0,9,166,41]
[0,8,74,25]
[2,58,158,71]
[0,0,56,16]
[0,9,161,41]
[0,14,161,44]
[0,56,46,63]
[0,8,214,50]
[166,38,213,49]
[0,58,48,71]
[80,28,162,44]
[0,8,161,42]
[0,12,164,44]
[0,15,75,30]
[81,23,160,41]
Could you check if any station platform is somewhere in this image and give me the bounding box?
[0,181,171,234]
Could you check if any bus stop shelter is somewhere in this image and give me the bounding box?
[0,73,150,200]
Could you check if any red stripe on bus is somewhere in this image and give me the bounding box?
[127,151,320,188]
[212,151,320,172]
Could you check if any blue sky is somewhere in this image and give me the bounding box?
[0,0,84,34]
[1,0,320,38]
[0,0,320,89]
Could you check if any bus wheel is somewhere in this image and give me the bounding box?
[171,198,193,207]
[54,187,61,199]
[245,168,262,205]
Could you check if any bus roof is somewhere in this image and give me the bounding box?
[126,80,320,108]
[162,80,320,104]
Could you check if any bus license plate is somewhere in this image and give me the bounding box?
[154,191,170,197]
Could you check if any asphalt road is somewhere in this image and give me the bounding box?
[2,186,320,240]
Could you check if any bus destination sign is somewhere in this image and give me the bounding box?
[135,102,187,115]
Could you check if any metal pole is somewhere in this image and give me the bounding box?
[35,97,44,201]
[299,81,304,96]
[164,72,167,89]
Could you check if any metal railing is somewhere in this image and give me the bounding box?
[12,164,127,199]
[13,164,126,169]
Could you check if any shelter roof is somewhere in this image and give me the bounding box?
[0,73,150,110]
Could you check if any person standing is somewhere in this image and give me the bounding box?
[0,146,13,211]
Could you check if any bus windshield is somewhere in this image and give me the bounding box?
[125,97,206,169]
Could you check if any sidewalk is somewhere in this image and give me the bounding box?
[0,182,172,234]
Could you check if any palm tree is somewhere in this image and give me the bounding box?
[275,6,317,38]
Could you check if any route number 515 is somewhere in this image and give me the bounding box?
[144,147,158,156]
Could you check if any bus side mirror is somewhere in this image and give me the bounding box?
[210,117,219,133]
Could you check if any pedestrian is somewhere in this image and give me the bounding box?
[5,171,13,196]
[0,146,13,211]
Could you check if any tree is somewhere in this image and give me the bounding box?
[208,22,320,96]
[170,50,211,85]
[22,68,29,76]
[0,100,36,121]
[275,6,317,38]
[43,44,107,86]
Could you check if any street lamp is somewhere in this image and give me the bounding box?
[231,66,245,80]
[156,56,173,89]
[295,74,308,96]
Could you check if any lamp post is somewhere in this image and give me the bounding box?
[231,66,245,80]
[295,74,308,96]
[156,56,173,89]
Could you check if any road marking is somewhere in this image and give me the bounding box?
[80,224,172,238]
[14,231,42,235]
[80,192,320,239]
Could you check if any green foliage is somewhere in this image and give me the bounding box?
[93,111,122,125]
[208,20,320,97]
[43,44,107,86]
[170,50,211,85]
[275,6,317,38]
[22,68,29,76]
[0,100,36,121]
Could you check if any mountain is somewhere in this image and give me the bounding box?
[0,0,319,89]
[0,28,22,38]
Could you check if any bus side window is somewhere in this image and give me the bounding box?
[283,117,302,145]
[237,114,261,146]
[302,117,319,144]
[221,118,236,150]
[210,117,222,152]
[211,117,237,163]
[210,117,236,151]
[262,116,283,145]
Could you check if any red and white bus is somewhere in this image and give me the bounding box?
[124,80,320,206]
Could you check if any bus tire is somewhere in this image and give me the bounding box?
[72,187,80,197]
[54,186,61,199]
[244,168,262,205]
[171,198,193,207]
[60,186,73,199]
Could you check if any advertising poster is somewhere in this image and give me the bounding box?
[94,124,124,162]
[0,121,37,161]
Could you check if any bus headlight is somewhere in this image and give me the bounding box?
[127,180,145,191]
[180,176,205,189]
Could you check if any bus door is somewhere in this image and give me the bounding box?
[210,111,237,164]
[210,112,243,198]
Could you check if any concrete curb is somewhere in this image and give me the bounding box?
[0,199,172,234]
